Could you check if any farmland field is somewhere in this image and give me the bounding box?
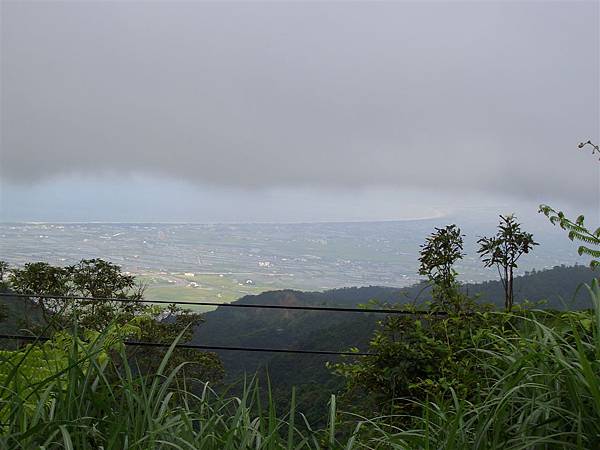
[0,213,587,310]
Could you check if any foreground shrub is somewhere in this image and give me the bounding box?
[331,297,501,418]
[0,328,335,449]
[355,281,600,449]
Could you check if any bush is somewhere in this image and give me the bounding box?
[331,296,499,418]
[346,281,600,449]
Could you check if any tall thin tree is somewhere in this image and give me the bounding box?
[419,224,465,311]
[478,215,537,311]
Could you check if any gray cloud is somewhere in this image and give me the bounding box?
[1,1,599,206]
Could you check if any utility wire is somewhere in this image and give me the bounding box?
[0,292,444,315]
[0,291,444,356]
[0,333,372,356]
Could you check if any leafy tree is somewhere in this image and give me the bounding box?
[68,258,146,330]
[9,262,72,327]
[418,224,465,311]
[8,258,223,383]
[332,300,496,418]
[0,261,8,321]
[478,215,538,311]
[0,261,8,282]
[8,259,146,331]
[539,140,600,269]
[70,258,142,298]
[9,262,71,299]
[129,303,224,382]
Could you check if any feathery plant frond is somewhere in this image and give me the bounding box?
[540,204,600,269]
[579,139,600,160]
[539,140,600,270]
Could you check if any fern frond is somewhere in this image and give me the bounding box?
[560,221,587,233]
[539,203,600,268]
[578,246,600,258]
[538,205,556,216]
[569,231,599,244]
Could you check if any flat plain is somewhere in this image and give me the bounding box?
[0,215,586,310]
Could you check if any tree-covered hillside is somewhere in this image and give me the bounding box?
[193,264,596,422]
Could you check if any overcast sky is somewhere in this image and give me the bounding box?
[1,1,598,223]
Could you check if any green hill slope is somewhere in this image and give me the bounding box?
[192,265,596,423]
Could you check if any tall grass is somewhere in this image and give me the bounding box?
[1,333,335,449]
[361,280,600,449]
[1,281,599,449]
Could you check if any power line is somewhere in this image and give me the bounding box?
[0,291,443,357]
[0,292,444,315]
[0,334,372,356]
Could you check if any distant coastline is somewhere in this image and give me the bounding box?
[0,211,448,226]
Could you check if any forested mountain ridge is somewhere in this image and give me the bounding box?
[465,264,595,309]
[192,264,596,422]
[195,264,596,359]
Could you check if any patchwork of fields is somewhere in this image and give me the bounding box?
[0,216,587,311]
[139,272,269,311]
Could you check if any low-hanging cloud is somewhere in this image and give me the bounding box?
[1,1,599,206]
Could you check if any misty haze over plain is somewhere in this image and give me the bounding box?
[1,1,598,223]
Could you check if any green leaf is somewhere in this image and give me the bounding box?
[578,246,600,258]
